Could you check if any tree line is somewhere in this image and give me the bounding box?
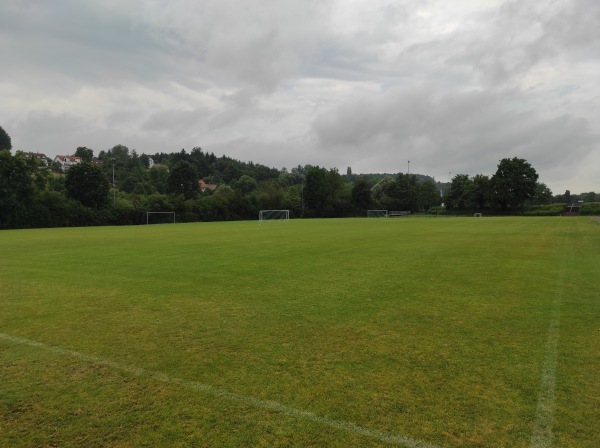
[1,125,597,229]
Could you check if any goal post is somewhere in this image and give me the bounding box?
[367,209,388,218]
[146,211,176,225]
[259,210,290,222]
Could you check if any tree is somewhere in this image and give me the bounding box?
[417,179,440,211]
[149,166,169,194]
[167,161,199,199]
[580,191,600,202]
[304,166,329,213]
[0,125,11,151]
[491,157,539,209]
[234,175,258,195]
[532,183,553,205]
[65,162,110,208]
[303,166,346,216]
[351,178,372,210]
[468,174,491,210]
[74,146,94,162]
[380,173,419,211]
[446,174,471,209]
[0,150,36,228]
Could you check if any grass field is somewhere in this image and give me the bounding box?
[1,217,599,447]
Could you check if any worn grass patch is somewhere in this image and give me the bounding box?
[1,217,599,447]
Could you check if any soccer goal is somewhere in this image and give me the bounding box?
[259,210,290,222]
[367,209,388,218]
[146,211,176,225]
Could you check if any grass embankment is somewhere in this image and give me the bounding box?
[1,217,598,447]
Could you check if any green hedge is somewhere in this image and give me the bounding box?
[580,202,600,215]
[523,203,567,216]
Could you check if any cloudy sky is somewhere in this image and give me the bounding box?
[1,0,598,193]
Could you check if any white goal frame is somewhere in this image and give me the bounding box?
[146,211,176,225]
[367,209,388,218]
[259,210,290,222]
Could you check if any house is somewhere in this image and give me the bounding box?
[21,152,51,166]
[199,179,217,192]
[53,155,82,172]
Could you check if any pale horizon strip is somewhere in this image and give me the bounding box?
[0,332,442,448]
[529,232,568,448]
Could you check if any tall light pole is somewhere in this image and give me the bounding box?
[408,160,410,175]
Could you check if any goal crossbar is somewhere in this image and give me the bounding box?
[259,210,290,222]
[367,209,388,218]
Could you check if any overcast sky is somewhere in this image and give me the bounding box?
[1,0,599,193]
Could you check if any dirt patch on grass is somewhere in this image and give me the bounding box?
[590,216,600,224]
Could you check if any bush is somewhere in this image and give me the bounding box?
[104,197,145,225]
[428,206,447,215]
[580,202,600,215]
[523,203,566,216]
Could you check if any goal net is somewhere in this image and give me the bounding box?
[146,211,176,225]
[259,210,290,222]
[367,209,388,218]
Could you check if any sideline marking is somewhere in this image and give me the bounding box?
[0,332,442,448]
[529,237,567,448]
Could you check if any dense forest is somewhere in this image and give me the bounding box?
[1,125,599,229]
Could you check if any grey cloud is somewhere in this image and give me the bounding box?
[0,1,172,87]
[141,109,211,134]
[9,110,103,153]
[1,0,599,193]
[542,0,600,52]
[446,0,600,85]
[313,86,599,178]
[137,0,327,92]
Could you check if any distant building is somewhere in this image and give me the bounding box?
[21,152,51,166]
[147,157,155,168]
[53,155,82,172]
[199,179,217,192]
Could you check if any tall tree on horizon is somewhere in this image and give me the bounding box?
[167,161,199,199]
[65,162,110,209]
[0,125,12,151]
[492,157,539,209]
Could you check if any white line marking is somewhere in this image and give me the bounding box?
[530,249,566,447]
[0,332,442,448]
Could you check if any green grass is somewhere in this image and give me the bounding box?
[1,217,599,447]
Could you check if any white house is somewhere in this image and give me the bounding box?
[21,152,51,166]
[53,155,82,172]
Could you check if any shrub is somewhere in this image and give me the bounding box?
[580,202,600,215]
[523,203,566,216]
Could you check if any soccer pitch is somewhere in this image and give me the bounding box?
[1,217,598,447]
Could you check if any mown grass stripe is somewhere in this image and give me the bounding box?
[0,332,443,448]
[529,233,567,448]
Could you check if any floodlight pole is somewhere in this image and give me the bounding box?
[407,160,410,175]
